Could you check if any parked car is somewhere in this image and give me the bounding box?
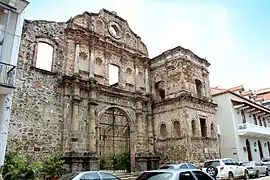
[59,171,121,180]
[136,169,215,180]
[261,157,270,169]
[202,158,249,180]
[240,161,269,178]
[158,163,199,170]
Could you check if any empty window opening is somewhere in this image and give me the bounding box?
[191,120,196,136]
[108,64,119,85]
[253,114,257,125]
[210,123,214,136]
[241,110,246,123]
[160,123,168,139]
[36,42,53,71]
[200,118,207,137]
[173,121,181,137]
[155,81,165,101]
[195,79,203,98]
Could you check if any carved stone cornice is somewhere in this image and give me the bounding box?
[88,100,98,106]
[153,90,217,108]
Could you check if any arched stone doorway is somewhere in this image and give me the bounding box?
[246,139,252,161]
[258,140,264,160]
[98,106,135,172]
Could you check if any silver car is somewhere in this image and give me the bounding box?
[59,171,121,180]
[136,169,215,180]
[241,161,269,178]
[158,163,198,170]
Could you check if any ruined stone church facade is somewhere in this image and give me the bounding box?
[8,9,218,172]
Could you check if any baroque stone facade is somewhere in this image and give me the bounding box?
[8,9,218,172]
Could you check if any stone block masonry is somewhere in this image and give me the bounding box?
[8,8,219,172]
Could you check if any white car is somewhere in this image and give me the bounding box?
[59,171,121,180]
[202,158,249,180]
[241,161,269,178]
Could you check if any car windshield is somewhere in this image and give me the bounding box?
[241,162,253,166]
[59,172,79,180]
[137,172,173,180]
[203,160,220,168]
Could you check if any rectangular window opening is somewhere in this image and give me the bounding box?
[108,64,119,85]
[200,118,207,137]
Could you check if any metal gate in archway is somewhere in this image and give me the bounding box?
[99,107,131,172]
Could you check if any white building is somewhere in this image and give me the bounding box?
[212,89,270,162]
[0,0,28,175]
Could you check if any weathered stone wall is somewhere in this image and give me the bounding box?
[8,20,67,159]
[8,9,156,172]
[150,46,219,164]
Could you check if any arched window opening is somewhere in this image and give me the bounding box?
[258,140,264,159]
[195,79,203,98]
[246,139,252,161]
[258,116,262,126]
[263,117,267,127]
[155,81,165,101]
[253,114,257,125]
[267,141,270,156]
[36,42,53,71]
[173,121,181,137]
[191,120,196,136]
[160,123,168,139]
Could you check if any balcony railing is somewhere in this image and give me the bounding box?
[0,61,16,87]
[237,122,270,137]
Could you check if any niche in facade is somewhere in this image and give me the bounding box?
[195,79,203,98]
[155,81,165,101]
[160,123,168,139]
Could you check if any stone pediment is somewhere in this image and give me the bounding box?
[68,8,148,57]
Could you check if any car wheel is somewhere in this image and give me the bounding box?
[227,172,234,180]
[266,169,269,176]
[255,170,259,178]
[206,166,218,178]
[244,170,249,180]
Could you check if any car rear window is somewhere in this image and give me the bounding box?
[159,165,174,169]
[137,172,173,180]
[59,172,79,180]
[203,160,220,168]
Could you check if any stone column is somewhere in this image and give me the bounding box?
[145,68,150,95]
[89,49,95,79]
[88,102,96,153]
[74,44,80,74]
[136,100,144,152]
[71,101,79,131]
[135,66,140,92]
[146,102,154,153]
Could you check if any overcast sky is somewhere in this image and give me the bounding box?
[25,0,270,90]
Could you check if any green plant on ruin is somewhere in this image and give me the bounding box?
[41,153,68,178]
[105,151,131,172]
[3,151,42,180]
